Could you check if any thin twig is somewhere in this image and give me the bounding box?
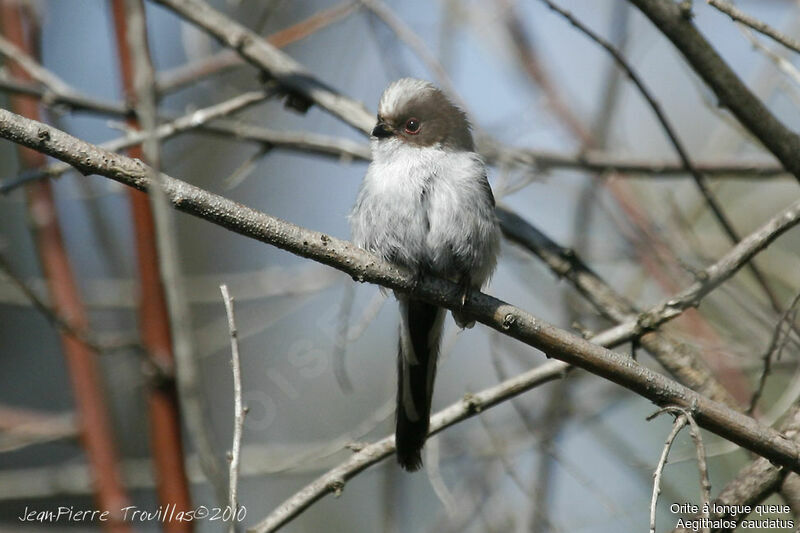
[114,0,197,522]
[0,89,272,193]
[0,79,790,188]
[749,289,800,414]
[359,0,462,107]
[133,0,232,507]
[668,407,800,533]
[250,360,569,533]
[0,253,141,354]
[707,0,800,55]
[0,33,76,97]
[629,0,800,180]
[0,405,77,453]
[498,0,592,144]
[332,283,355,392]
[0,5,133,527]
[585,200,800,351]
[156,1,360,94]
[152,0,374,132]
[738,23,800,88]
[3,108,800,489]
[649,414,688,533]
[0,73,131,117]
[497,206,739,407]
[538,0,785,332]
[649,406,712,532]
[220,284,246,533]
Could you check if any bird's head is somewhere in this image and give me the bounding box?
[371,78,474,151]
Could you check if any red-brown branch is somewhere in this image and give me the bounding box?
[0,5,132,531]
[110,1,193,530]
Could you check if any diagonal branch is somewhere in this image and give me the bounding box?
[587,197,800,350]
[497,207,740,407]
[151,0,374,133]
[0,80,787,182]
[155,1,359,94]
[707,0,800,55]
[250,360,569,533]
[1,108,799,476]
[538,0,784,330]
[0,33,77,97]
[628,0,800,180]
[0,89,272,193]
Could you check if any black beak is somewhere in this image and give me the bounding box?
[371,122,393,139]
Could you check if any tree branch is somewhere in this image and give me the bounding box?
[250,360,569,533]
[151,0,374,133]
[497,207,740,407]
[539,0,784,326]
[707,0,800,55]
[1,108,799,478]
[628,0,800,180]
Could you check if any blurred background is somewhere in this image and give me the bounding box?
[1,0,799,531]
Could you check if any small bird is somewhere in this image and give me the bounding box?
[350,78,500,471]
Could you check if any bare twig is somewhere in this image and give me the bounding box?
[649,406,712,533]
[0,73,131,117]
[250,360,568,533]
[707,0,800,55]
[151,0,374,133]
[498,206,737,407]
[111,0,196,524]
[0,406,76,452]
[156,1,360,94]
[359,0,461,106]
[2,109,800,477]
[0,6,133,529]
[628,0,800,180]
[538,0,785,330]
[0,253,140,354]
[0,33,76,97]
[749,290,800,414]
[220,284,246,533]
[332,283,355,392]
[530,379,570,533]
[585,200,800,351]
[222,145,272,190]
[0,80,788,179]
[672,405,800,532]
[649,414,689,533]
[1,89,272,193]
[498,0,592,144]
[740,26,800,88]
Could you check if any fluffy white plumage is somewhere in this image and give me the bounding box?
[349,78,500,471]
[351,138,498,287]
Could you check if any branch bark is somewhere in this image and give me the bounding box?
[151,0,374,133]
[0,6,132,531]
[110,0,195,526]
[628,0,800,180]
[497,207,740,408]
[1,108,799,477]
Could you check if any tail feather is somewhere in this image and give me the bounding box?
[396,299,445,471]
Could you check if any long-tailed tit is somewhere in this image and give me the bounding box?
[350,78,500,471]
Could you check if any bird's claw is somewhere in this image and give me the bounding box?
[458,277,471,310]
[410,270,424,293]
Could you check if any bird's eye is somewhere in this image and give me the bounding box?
[404,118,420,134]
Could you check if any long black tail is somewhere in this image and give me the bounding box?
[396,299,445,471]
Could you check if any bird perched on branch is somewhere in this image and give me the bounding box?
[350,78,500,471]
